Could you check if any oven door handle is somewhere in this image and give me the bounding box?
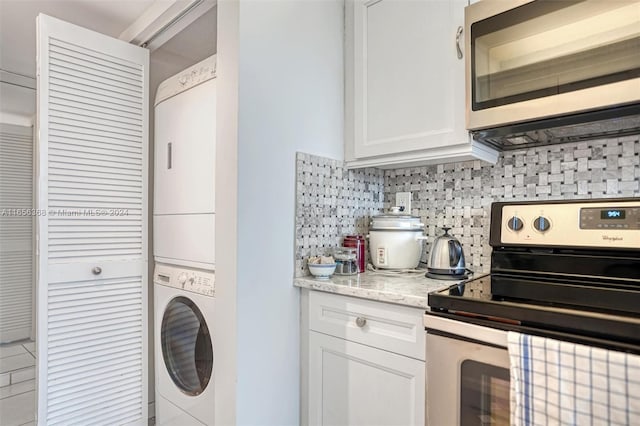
[424,314,508,348]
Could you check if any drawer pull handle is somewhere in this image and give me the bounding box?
[355,317,367,328]
[92,266,102,275]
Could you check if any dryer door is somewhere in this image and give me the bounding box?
[161,296,213,395]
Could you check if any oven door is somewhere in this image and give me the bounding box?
[425,315,510,426]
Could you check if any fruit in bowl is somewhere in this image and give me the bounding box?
[307,256,337,279]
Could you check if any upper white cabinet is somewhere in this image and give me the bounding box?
[344,0,498,169]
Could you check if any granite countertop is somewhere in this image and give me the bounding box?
[294,270,466,309]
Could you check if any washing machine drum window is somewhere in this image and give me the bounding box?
[161,296,213,395]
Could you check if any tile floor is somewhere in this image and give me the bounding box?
[0,340,36,426]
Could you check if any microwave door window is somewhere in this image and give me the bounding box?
[472,0,640,110]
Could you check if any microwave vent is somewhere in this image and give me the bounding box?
[472,104,640,151]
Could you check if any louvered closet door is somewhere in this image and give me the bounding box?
[0,124,34,343]
[36,15,148,426]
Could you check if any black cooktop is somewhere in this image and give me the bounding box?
[429,274,640,348]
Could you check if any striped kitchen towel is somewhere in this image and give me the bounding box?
[507,332,640,426]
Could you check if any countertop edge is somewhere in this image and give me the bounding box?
[294,274,457,309]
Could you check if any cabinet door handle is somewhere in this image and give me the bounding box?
[167,142,172,169]
[355,317,367,328]
[456,26,463,59]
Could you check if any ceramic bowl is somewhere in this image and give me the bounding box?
[308,263,337,279]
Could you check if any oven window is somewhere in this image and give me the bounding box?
[460,360,510,425]
[161,296,213,396]
[471,0,640,110]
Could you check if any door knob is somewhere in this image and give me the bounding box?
[92,266,102,275]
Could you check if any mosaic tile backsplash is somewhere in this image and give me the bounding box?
[295,152,384,277]
[295,136,640,276]
[384,136,640,273]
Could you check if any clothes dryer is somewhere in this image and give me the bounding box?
[153,56,216,270]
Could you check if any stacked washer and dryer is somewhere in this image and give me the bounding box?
[153,55,217,426]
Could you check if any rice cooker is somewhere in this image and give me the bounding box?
[368,209,427,269]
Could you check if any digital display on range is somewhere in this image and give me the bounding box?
[601,209,625,220]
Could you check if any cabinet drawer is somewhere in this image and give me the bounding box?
[308,291,426,360]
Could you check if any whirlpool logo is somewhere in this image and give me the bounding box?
[602,235,623,242]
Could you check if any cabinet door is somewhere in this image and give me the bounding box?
[308,331,425,426]
[350,0,468,159]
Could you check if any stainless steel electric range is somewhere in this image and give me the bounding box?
[424,198,640,425]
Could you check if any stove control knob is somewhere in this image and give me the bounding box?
[507,216,524,231]
[534,216,551,232]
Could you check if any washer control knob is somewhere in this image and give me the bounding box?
[507,216,524,231]
[533,216,551,232]
[178,273,187,284]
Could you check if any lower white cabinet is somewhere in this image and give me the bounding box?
[302,290,426,426]
[308,331,425,426]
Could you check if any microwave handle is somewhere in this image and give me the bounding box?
[455,26,463,59]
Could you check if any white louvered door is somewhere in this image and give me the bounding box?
[36,15,148,425]
[0,124,34,343]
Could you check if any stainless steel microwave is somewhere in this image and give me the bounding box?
[465,0,640,143]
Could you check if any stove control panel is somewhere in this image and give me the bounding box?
[498,200,640,249]
[154,263,215,297]
[580,207,639,230]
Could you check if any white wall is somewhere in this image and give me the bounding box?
[215,0,344,423]
[0,81,35,126]
[213,0,239,423]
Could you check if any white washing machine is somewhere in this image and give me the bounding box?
[153,55,216,270]
[154,263,215,426]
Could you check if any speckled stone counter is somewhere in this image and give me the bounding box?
[294,271,465,309]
